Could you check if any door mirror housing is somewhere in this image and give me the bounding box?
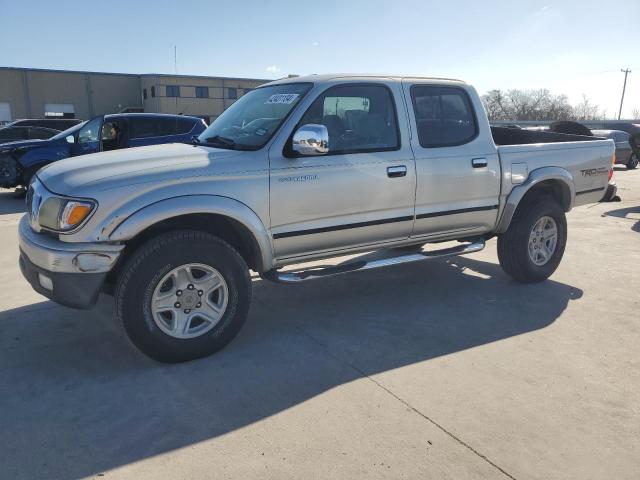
[65,135,75,144]
[292,124,328,156]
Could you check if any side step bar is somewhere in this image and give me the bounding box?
[262,238,485,284]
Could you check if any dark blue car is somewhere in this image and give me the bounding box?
[0,113,207,188]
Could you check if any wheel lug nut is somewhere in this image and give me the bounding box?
[196,302,201,308]
[176,290,182,296]
[184,309,191,314]
[198,290,203,296]
[174,302,181,308]
[187,284,194,290]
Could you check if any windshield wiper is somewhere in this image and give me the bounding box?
[201,135,237,149]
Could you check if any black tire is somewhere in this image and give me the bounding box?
[627,154,638,170]
[115,230,251,363]
[19,165,41,189]
[497,195,567,283]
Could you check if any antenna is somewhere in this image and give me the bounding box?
[174,46,178,115]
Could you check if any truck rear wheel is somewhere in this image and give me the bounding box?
[115,230,251,363]
[497,195,567,283]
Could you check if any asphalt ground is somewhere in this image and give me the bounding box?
[0,167,638,479]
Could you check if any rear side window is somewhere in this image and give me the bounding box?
[0,127,27,139]
[29,127,55,139]
[298,84,399,155]
[615,131,629,142]
[130,118,161,138]
[410,85,477,148]
[158,117,195,135]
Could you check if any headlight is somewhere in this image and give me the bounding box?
[38,197,96,232]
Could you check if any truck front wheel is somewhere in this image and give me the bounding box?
[115,230,252,362]
[497,195,567,283]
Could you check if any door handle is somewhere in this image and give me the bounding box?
[387,165,407,178]
[471,158,488,168]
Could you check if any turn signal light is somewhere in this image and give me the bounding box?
[60,201,94,230]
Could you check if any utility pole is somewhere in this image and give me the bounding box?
[618,68,631,120]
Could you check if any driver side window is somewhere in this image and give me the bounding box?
[299,84,399,155]
[78,117,102,143]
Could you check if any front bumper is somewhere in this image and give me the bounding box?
[18,215,124,308]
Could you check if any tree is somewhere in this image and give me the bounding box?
[481,89,598,121]
[632,108,640,120]
[573,94,601,120]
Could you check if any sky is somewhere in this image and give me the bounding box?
[1,0,639,118]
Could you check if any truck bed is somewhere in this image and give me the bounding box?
[490,126,601,146]
[492,126,614,208]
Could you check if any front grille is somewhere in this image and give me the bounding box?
[26,185,34,218]
[26,179,43,231]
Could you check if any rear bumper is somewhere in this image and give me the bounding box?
[18,215,124,308]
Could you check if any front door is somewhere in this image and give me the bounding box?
[401,81,501,238]
[72,115,104,157]
[269,82,416,259]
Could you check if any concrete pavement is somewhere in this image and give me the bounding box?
[0,168,638,479]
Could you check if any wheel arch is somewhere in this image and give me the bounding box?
[108,195,274,273]
[495,167,574,234]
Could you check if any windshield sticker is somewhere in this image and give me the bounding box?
[255,128,267,136]
[265,93,300,105]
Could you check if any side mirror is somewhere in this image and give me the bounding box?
[292,124,328,156]
[65,135,75,144]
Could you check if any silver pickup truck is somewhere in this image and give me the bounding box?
[18,74,615,362]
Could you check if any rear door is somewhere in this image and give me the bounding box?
[614,131,632,163]
[128,116,162,147]
[269,81,416,259]
[401,81,500,238]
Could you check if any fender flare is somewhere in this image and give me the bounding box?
[108,195,275,271]
[495,167,575,234]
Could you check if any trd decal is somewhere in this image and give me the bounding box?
[580,167,608,177]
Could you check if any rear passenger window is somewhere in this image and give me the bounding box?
[299,84,399,154]
[130,118,161,138]
[410,86,477,148]
[158,117,194,135]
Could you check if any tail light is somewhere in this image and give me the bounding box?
[608,153,615,181]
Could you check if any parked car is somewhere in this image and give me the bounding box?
[591,129,637,169]
[6,118,83,131]
[0,125,60,145]
[0,113,207,188]
[18,74,614,362]
[586,121,640,137]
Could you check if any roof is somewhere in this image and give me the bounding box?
[264,73,466,85]
[104,113,201,120]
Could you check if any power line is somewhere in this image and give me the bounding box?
[618,68,631,120]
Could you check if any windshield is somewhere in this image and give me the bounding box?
[197,83,312,150]
[51,121,87,140]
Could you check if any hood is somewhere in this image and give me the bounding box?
[37,143,244,195]
[0,138,53,151]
